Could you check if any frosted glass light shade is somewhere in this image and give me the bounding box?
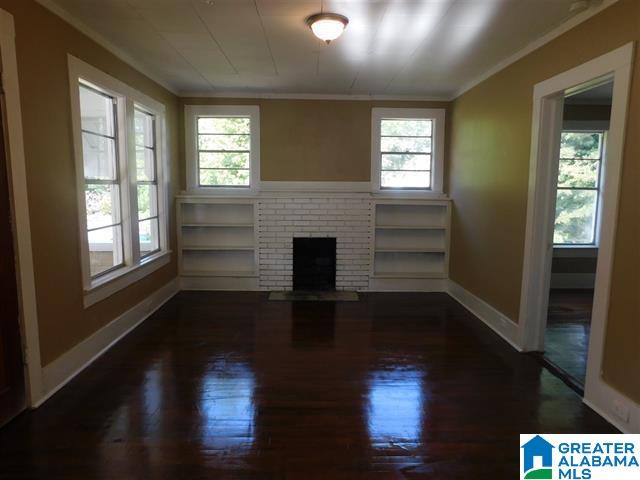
[307,13,348,43]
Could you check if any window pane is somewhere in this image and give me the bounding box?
[200,169,250,187]
[558,159,599,188]
[381,171,431,189]
[88,225,123,277]
[198,134,250,151]
[139,218,160,257]
[381,154,430,171]
[134,110,154,148]
[199,152,250,169]
[560,132,602,159]
[137,184,158,220]
[82,132,117,180]
[136,147,156,181]
[554,189,598,244]
[79,85,115,137]
[381,119,431,137]
[381,136,431,153]
[198,117,250,134]
[85,184,120,230]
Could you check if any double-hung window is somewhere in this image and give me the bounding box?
[69,56,169,306]
[371,108,445,194]
[80,84,125,277]
[185,105,260,193]
[553,131,605,246]
[135,108,160,257]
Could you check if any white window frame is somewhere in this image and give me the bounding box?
[371,107,445,196]
[185,105,260,194]
[553,129,606,248]
[68,55,170,308]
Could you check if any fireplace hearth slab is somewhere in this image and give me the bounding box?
[268,291,359,302]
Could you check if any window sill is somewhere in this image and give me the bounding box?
[83,250,172,308]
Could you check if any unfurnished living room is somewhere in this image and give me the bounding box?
[0,0,638,478]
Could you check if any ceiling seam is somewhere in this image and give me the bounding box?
[253,0,279,76]
[190,1,239,75]
[348,1,393,94]
[382,0,460,94]
[124,0,218,91]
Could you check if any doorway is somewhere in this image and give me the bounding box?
[0,82,26,426]
[542,81,613,390]
[519,43,634,407]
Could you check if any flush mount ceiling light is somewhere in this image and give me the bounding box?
[306,13,349,44]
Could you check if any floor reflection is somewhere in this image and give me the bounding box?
[290,301,336,349]
[367,368,424,447]
[199,359,255,451]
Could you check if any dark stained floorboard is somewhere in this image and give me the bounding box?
[0,292,615,479]
[544,289,593,386]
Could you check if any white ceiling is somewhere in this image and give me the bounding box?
[46,0,598,98]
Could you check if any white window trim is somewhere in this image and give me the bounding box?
[68,55,171,308]
[185,105,260,195]
[371,107,446,197]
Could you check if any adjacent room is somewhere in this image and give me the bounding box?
[0,0,638,478]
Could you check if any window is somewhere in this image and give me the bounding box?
[185,105,260,193]
[554,131,605,245]
[79,84,124,277]
[69,56,169,306]
[371,108,445,194]
[135,108,160,257]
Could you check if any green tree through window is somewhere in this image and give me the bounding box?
[554,131,604,245]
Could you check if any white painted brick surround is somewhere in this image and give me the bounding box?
[257,194,372,291]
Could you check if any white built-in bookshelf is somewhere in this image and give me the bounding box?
[177,195,450,292]
[371,200,450,288]
[177,197,258,290]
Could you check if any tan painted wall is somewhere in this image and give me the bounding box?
[0,0,180,366]
[179,97,451,188]
[449,0,640,402]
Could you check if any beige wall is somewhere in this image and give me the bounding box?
[448,0,640,402]
[0,0,180,366]
[179,97,451,188]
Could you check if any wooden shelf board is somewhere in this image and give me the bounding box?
[181,270,258,278]
[375,248,445,253]
[182,246,254,251]
[375,225,446,230]
[182,223,254,228]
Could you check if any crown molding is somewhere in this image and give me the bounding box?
[452,0,621,100]
[34,0,179,96]
[178,90,452,102]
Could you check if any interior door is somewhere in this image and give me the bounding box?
[0,82,25,426]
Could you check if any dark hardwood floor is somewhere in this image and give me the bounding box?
[0,292,615,479]
[544,289,594,387]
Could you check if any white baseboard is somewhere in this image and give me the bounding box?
[369,277,448,292]
[584,377,640,434]
[34,278,179,407]
[447,280,522,351]
[448,280,640,433]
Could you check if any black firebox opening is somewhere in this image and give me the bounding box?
[293,238,336,291]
